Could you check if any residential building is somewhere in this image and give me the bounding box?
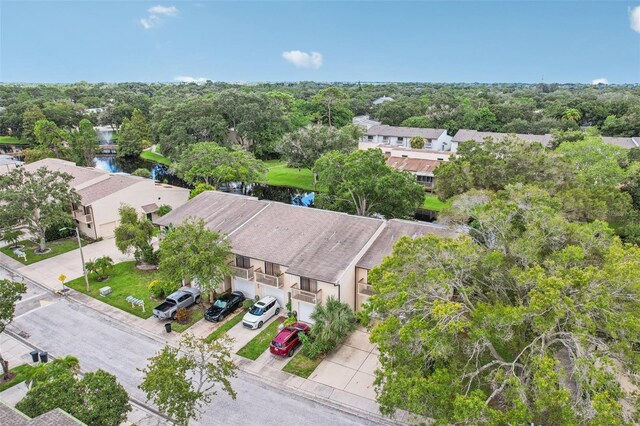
[451,130,553,152]
[372,95,394,105]
[155,191,457,322]
[23,158,189,239]
[601,136,640,149]
[0,401,85,425]
[385,154,442,191]
[355,219,457,310]
[352,115,381,130]
[362,125,453,151]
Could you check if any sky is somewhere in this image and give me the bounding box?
[1,0,639,84]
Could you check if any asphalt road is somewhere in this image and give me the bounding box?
[4,275,375,426]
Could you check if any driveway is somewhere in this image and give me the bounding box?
[17,238,131,291]
[308,329,380,401]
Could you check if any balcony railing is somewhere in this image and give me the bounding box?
[73,210,92,223]
[358,282,374,296]
[291,284,322,305]
[254,270,284,288]
[231,264,254,281]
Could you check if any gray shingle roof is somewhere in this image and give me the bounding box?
[229,202,383,283]
[386,156,442,174]
[154,191,269,235]
[601,136,640,149]
[76,174,141,205]
[356,219,458,270]
[366,125,447,140]
[0,402,84,426]
[452,130,552,146]
[22,158,106,186]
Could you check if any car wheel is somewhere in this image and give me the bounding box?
[288,349,294,357]
[171,312,176,320]
[275,308,280,315]
[195,296,201,304]
[258,321,264,329]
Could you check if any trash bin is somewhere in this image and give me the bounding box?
[164,323,172,333]
[39,351,48,363]
[30,350,39,363]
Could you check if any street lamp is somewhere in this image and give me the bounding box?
[60,226,90,292]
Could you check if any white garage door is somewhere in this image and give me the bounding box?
[233,278,256,300]
[99,221,117,238]
[297,302,315,324]
[261,286,285,309]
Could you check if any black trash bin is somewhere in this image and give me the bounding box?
[164,323,172,333]
[39,351,48,363]
[30,351,39,363]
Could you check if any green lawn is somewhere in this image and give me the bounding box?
[282,352,322,378]
[65,261,161,319]
[0,364,31,392]
[423,194,450,212]
[236,317,284,360]
[261,160,316,192]
[171,305,205,333]
[140,150,172,166]
[0,238,89,265]
[0,136,28,145]
[205,311,245,342]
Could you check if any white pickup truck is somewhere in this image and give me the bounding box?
[152,287,201,320]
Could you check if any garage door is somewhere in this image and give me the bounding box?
[99,221,117,238]
[261,286,285,308]
[297,302,315,324]
[233,278,256,300]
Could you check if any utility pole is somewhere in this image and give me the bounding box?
[61,226,90,292]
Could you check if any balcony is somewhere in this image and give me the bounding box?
[358,280,374,296]
[231,264,254,281]
[254,269,284,288]
[73,210,92,223]
[291,284,322,305]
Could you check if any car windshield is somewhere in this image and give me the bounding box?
[272,341,284,348]
[213,299,227,308]
[249,306,264,316]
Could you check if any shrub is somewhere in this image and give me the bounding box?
[301,297,356,360]
[156,205,172,217]
[44,221,74,242]
[132,168,152,178]
[148,280,179,299]
[175,308,191,324]
[242,299,254,310]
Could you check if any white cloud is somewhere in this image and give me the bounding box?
[148,5,179,16]
[174,76,209,84]
[282,50,323,69]
[591,78,609,85]
[631,6,640,33]
[139,5,178,30]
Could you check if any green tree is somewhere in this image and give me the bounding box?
[312,87,350,127]
[156,204,172,217]
[21,105,46,143]
[374,98,422,126]
[131,168,152,178]
[116,108,149,157]
[409,135,425,149]
[85,255,113,281]
[31,119,69,160]
[171,142,266,188]
[562,107,582,123]
[139,334,237,426]
[189,183,215,200]
[16,366,130,426]
[401,115,434,128]
[159,218,232,302]
[278,124,360,170]
[0,167,79,252]
[300,297,356,359]
[68,118,99,166]
[367,187,640,424]
[2,228,23,248]
[0,280,27,379]
[114,205,156,264]
[314,149,425,218]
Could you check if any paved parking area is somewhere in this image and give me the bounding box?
[308,329,380,400]
[226,314,280,353]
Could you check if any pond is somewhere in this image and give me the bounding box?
[93,155,188,187]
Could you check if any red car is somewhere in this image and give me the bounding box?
[269,322,311,357]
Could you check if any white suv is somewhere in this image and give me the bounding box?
[243,296,280,329]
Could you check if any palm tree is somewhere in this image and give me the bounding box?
[93,256,114,281]
[562,108,582,123]
[309,297,356,350]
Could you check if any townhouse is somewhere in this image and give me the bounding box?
[23,158,189,239]
[155,191,457,322]
[362,124,453,151]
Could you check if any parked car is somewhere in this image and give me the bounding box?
[152,287,201,320]
[269,322,311,357]
[204,291,245,322]
[242,296,280,329]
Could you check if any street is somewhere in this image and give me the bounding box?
[2,271,376,425]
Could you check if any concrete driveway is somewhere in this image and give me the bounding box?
[17,238,132,290]
[308,329,380,400]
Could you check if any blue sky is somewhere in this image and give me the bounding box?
[1,1,639,83]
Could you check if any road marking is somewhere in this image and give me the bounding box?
[17,293,46,304]
[13,299,59,320]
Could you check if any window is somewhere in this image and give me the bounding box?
[178,294,190,302]
[367,135,373,141]
[417,176,434,186]
[265,262,280,276]
[236,255,251,269]
[299,277,317,292]
[397,137,404,142]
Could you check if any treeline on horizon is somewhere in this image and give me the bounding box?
[1,81,639,160]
